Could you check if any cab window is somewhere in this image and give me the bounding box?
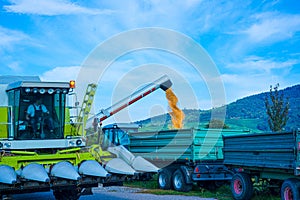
[116,129,130,146]
[15,88,66,140]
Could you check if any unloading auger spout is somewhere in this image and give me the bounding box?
[85,75,172,130]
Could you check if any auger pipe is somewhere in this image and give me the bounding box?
[85,75,172,130]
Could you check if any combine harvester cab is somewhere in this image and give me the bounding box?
[0,75,171,200]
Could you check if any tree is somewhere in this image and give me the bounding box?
[205,119,229,129]
[265,83,289,132]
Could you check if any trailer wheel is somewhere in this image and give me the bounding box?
[281,179,300,200]
[53,187,81,200]
[231,173,253,200]
[172,169,193,192]
[158,169,172,190]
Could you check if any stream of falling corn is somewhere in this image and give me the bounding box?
[165,88,185,129]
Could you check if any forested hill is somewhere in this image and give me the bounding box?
[137,84,300,131]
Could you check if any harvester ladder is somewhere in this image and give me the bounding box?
[76,83,97,135]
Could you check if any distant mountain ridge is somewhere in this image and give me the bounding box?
[136,84,300,131]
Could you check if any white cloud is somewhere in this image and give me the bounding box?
[243,12,300,43]
[226,56,298,74]
[7,61,23,73]
[222,56,299,103]
[40,66,80,81]
[221,72,287,103]
[4,0,112,16]
[0,26,29,47]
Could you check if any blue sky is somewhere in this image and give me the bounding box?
[1,0,300,124]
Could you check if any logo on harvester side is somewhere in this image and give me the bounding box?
[77,28,226,167]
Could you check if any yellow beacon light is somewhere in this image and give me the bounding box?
[69,80,76,89]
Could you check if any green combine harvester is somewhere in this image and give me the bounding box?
[0,75,172,200]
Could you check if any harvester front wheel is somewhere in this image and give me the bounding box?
[53,187,81,200]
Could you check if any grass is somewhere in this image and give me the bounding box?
[124,178,232,199]
[124,176,281,200]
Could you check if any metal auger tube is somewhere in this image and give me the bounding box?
[85,75,172,130]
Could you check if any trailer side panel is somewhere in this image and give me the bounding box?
[223,131,297,172]
[129,129,249,166]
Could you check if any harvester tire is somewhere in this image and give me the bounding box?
[53,188,81,200]
[172,169,193,192]
[280,179,300,200]
[158,168,172,190]
[230,173,253,200]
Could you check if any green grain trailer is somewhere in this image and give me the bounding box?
[223,130,300,200]
[102,124,249,192]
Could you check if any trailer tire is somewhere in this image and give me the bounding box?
[172,169,193,192]
[230,173,253,200]
[280,179,300,200]
[158,169,172,190]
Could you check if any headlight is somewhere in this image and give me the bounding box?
[4,142,11,148]
[76,139,82,146]
[69,140,75,146]
[48,89,54,94]
[32,88,38,93]
[39,88,46,94]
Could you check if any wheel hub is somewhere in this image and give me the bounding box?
[284,187,293,200]
[159,174,166,187]
[234,179,242,195]
[174,174,183,189]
